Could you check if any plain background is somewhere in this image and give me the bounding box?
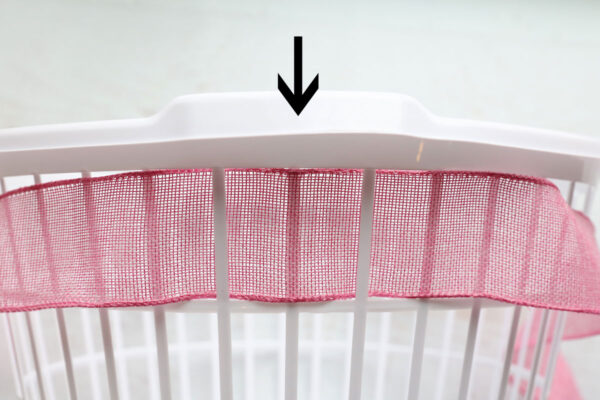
[1,0,600,398]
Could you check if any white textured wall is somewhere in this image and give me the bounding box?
[1,0,600,134]
[1,0,600,398]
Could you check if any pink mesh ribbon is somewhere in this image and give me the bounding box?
[0,168,599,314]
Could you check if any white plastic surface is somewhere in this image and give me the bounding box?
[0,91,599,183]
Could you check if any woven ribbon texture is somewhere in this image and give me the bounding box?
[0,169,599,316]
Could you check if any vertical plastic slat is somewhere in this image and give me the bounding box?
[111,312,130,400]
[243,314,255,400]
[31,312,56,400]
[406,300,429,400]
[80,309,102,400]
[56,309,78,400]
[278,313,286,400]
[407,173,442,400]
[154,309,172,400]
[0,178,25,399]
[209,314,221,400]
[141,170,173,400]
[512,310,535,400]
[538,181,581,398]
[174,314,190,400]
[284,172,300,400]
[525,310,550,400]
[3,314,25,399]
[374,313,391,400]
[25,313,47,400]
[435,310,456,400]
[489,307,515,399]
[348,169,376,400]
[343,314,354,400]
[285,307,299,400]
[15,313,35,399]
[457,299,482,400]
[541,312,566,400]
[80,171,119,400]
[496,306,522,400]
[30,174,56,400]
[26,175,50,400]
[538,181,578,399]
[143,309,160,400]
[583,184,595,215]
[567,181,576,206]
[310,314,323,400]
[212,167,233,400]
[32,173,77,400]
[99,310,120,400]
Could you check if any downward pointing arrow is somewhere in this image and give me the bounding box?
[278,36,319,115]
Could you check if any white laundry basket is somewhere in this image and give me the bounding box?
[0,92,599,400]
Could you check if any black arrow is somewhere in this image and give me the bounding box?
[278,36,319,115]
